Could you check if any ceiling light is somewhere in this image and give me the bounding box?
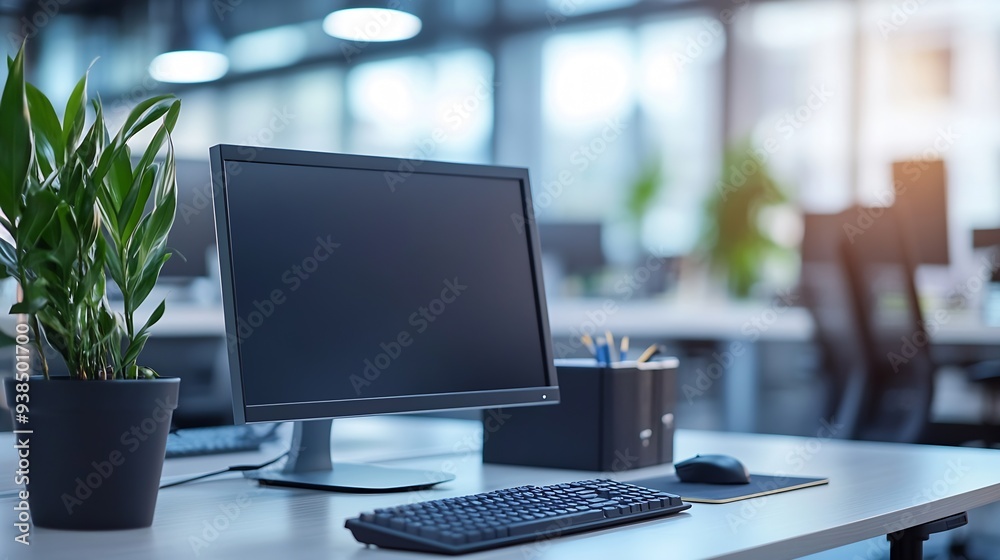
[150,0,229,83]
[150,51,229,83]
[323,7,422,42]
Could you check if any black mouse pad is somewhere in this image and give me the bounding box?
[629,474,829,504]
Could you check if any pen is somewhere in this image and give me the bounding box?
[604,330,615,363]
[636,343,660,364]
[595,337,610,366]
[619,336,629,362]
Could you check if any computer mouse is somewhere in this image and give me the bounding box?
[674,454,751,484]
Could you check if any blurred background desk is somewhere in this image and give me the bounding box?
[548,298,1000,433]
[116,296,1000,440]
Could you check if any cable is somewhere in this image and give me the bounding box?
[159,451,289,489]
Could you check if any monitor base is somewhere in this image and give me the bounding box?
[247,418,454,493]
[246,463,455,493]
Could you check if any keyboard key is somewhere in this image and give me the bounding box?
[462,529,483,542]
[508,510,605,536]
[590,501,620,509]
[419,526,441,540]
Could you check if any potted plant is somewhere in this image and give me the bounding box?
[1,45,182,530]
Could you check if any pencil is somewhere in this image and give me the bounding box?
[581,333,596,357]
[604,330,615,363]
[619,336,629,362]
[636,343,659,364]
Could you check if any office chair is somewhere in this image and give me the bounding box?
[800,211,880,439]
[800,259,871,435]
[838,207,935,443]
[836,209,1000,446]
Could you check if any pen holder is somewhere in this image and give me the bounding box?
[482,358,677,472]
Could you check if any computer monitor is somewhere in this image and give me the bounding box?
[891,159,949,264]
[160,158,217,280]
[536,222,606,276]
[209,145,559,492]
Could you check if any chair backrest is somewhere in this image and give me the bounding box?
[838,207,935,443]
[799,210,870,431]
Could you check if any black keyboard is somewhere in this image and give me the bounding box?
[165,425,275,458]
[346,479,690,554]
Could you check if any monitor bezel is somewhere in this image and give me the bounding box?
[209,144,559,424]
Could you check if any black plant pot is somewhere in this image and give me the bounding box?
[4,376,180,530]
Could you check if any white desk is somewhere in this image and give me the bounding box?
[4,417,1000,559]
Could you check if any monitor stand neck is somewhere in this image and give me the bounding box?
[285,419,334,473]
[245,419,455,493]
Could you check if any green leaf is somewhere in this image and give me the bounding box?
[94,96,176,182]
[81,174,102,249]
[26,82,65,172]
[117,95,176,143]
[104,236,124,285]
[122,333,150,370]
[106,145,133,213]
[62,63,92,154]
[118,165,155,239]
[147,202,176,252]
[134,122,170,178]
[164,99,181,132]
[17,188,59,248]
[140,298,166,333]
[154,134,177,207]
[128,246,168,314]
[51,203,77,269]
[10,298,45,314]
[0,45,31,226]
[77,98,107,169]
[77,238,106,304]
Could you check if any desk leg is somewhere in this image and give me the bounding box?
[724,340,757,432]
[887,512,967,560]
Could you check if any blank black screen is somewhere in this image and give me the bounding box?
[222,161,548,408]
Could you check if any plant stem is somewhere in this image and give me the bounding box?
[27,314,49,381]
[18,270,50,380]
[122,246,135,372]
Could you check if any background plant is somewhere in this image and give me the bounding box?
[697,140,788,298]
[0,44,180,380]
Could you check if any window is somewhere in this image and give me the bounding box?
[508,15,724,258]
[858,0,1000,253]
[538,26,636,220]
[346,48,493,163]
[221,70,342,153]
[731,0,854,214]
[637,15,725,255]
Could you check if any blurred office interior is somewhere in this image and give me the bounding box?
[5,1,1000,555]
[2,0,1000,453]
